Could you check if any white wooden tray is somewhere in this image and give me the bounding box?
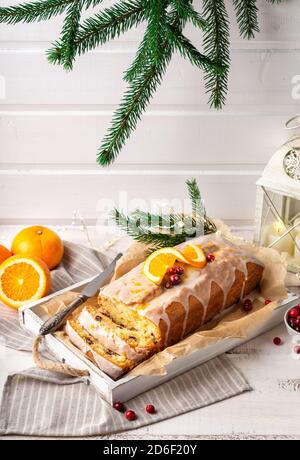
[19,279,299,404]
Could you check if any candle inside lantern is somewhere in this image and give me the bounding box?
[264,221,294,255]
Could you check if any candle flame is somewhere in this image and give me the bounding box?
[274,221,285,234]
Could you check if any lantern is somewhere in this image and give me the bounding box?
[254,115,300,276]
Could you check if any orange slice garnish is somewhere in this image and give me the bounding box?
[181,243,207,268]
[0,255,51,309]
[143,248,190,284]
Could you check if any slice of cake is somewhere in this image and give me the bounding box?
[77,305,150,362]
[66,319,135,379]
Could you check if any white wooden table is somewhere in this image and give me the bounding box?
[1,226,300,440]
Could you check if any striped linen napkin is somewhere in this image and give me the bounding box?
[0,241,251,437]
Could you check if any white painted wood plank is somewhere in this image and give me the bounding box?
[0,111,292,165]
[0,168,259,221]
[0,0,299,45]
[0,49,298,106]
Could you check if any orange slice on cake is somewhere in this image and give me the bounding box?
[0,255,51,309]
[143,247,190,284]
[181,243,207,268]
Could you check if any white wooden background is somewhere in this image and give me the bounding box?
[1,0,300,225]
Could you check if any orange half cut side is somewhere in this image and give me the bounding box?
[0,255,51,309]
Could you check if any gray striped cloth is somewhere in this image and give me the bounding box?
[0,241,251,437]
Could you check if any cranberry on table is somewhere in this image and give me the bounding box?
[243,298,253,312]
[294,345,300,354]
[273,337,282,346]
[125,410,136,421]
[113,401,125,412]
[145,404,155,414]
[206,254,215,263]
[170,274,181,285]
[264,299,271,305]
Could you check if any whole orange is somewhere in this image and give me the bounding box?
[0,244,12,265]
[11,226,64,270]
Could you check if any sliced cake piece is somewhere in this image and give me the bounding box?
[97,292,162,355]
[65,319,135,379]
[77,305,150,362]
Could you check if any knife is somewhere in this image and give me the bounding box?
[39,252,123,336]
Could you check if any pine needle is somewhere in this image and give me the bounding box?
[233,0,259,39]
[202,0,230,109]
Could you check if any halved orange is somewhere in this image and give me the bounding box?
[0,244,12,265]
[0,255,51,309]
[181,243,207,268]
[143,248,190,284]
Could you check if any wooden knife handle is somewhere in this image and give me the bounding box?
[39,294,88,336]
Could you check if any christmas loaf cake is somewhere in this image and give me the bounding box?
[66,236,264,378]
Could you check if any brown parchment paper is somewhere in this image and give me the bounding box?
[41,228,288,378]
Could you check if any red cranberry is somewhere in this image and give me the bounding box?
[167,267,177,275]
[206,254,215,263]
[243,299,253,312]
[125,410,136,421]
[113,401,125,412]
[170,274,180,285]
[145,404,155,414]
[264,299,271,305]
[289,319,296,328]
[295,317,300,327]
[165,282,172,289]
[273,337,282,346]
[174,266,184,276]
[294,346,300,354]
[289,308,299,319]
[296,326,300,333]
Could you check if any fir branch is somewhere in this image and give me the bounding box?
[131,210,186,230]
[186,178,217,235]
[169,0,206,30]
[47,0,83,70]
[145,0,168,65]
[113,178,217,250]
[233,0,259,39]
[98,52,172,166]
[113,209,186,249]
[74,0,145,57]
[98,6,195,165]
[164,23,223,74]
[97,5,182,166]
[202,0,230,109]
[135,233,186,251]
[124,1,168,84]
[186,177,204,220]
[123,28,151,82]
[0,0,73,24]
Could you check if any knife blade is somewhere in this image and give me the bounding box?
[39,252,122,336]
